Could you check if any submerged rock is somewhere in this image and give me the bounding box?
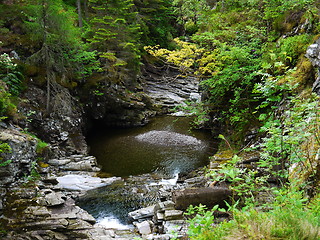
[135,130,204,147]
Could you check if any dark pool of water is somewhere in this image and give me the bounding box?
[86,115,216,177]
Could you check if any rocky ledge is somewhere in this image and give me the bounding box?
[0,123,140,239]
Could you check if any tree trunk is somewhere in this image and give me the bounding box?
[77,0,83,28]
[42,0,51,113]
[83,0,88,20]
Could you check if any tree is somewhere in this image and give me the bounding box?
[25,0,98,112]
[172,0,209,34]
[133,0,176,47]
[87,0,142,84]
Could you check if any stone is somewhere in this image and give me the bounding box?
[23,206,51,217]
[135,130,203,147]
[128,205,155,221]
[146,234,173,240]
[42,175,59,185]
[62,160,94,171]
[306,37,320,95]
[48,159,71,166]
[56,174,120,191]
[163,210,183,221]
[172,187,232,210]
[155,201,175,212]
[135,220,152,235]
[43,192,66,206]
[155,212,164,223]
[23,218,69,230]
[163,220,185,234]
[67,219,92,230]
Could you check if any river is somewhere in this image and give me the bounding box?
[86,115,215,177]
[78,115,216,229]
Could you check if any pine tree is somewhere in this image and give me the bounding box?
[87,0,142,82]
[25,0,98,112]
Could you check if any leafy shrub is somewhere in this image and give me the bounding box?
[0,81,17,120]
[278,34,313,66]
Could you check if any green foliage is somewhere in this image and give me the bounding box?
[144,38,205,74]
[24,160,41,182]
[0,81,17,120]
[0,54,20,119]
[0,142,11,167]
[263,0,316,21]
[185,204,217,239]
[0,53,23,96]
[134,0,176,47]
[257,92,320,180]
[196,186,320,240]
[36,139,48,155]
[277,34,313,66]
[25,0,99,83]
[88,0,142,75]
[172,0,209,34]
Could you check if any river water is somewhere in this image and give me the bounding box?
[86,115,215,177]
[79,115,216,229]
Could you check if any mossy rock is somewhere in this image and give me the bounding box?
[210,150,234,162]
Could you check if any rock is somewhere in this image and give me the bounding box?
[153,201,175,223]
[172,187,232,210]
[142,68,201,113]
[163,220,185,234]
[56,174,120,191]
[155,212,165,223]
[0,128,37,186]
[145,234,173,240]
[306,37,320,95]
[62,160,94,171]
[163,210,183,221]
[48,159,72,166]
[42,175,59,185]
[23,206,51,217]
[66,219,93,230]
[128,205,155,221]
[43,191,66,206]
[184,176,207,187]
[155,201,175,212]
[135,130,204,148]
[135,220,152,235]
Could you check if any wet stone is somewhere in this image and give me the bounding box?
[48,159,71,166]
[45,193,65,207]
[135,220,152,235]
[163,210,183,221]
[163,220,186,234]
[128,205,155,221]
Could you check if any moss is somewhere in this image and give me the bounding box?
[96,171,114,178]
[210,149,234,162]
[38,161,49,168]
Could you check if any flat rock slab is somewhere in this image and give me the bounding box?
[128,205,155,221]
[56,174,120,191]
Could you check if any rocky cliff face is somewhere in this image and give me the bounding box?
[0,125,37,187]
[83,82,154,128]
